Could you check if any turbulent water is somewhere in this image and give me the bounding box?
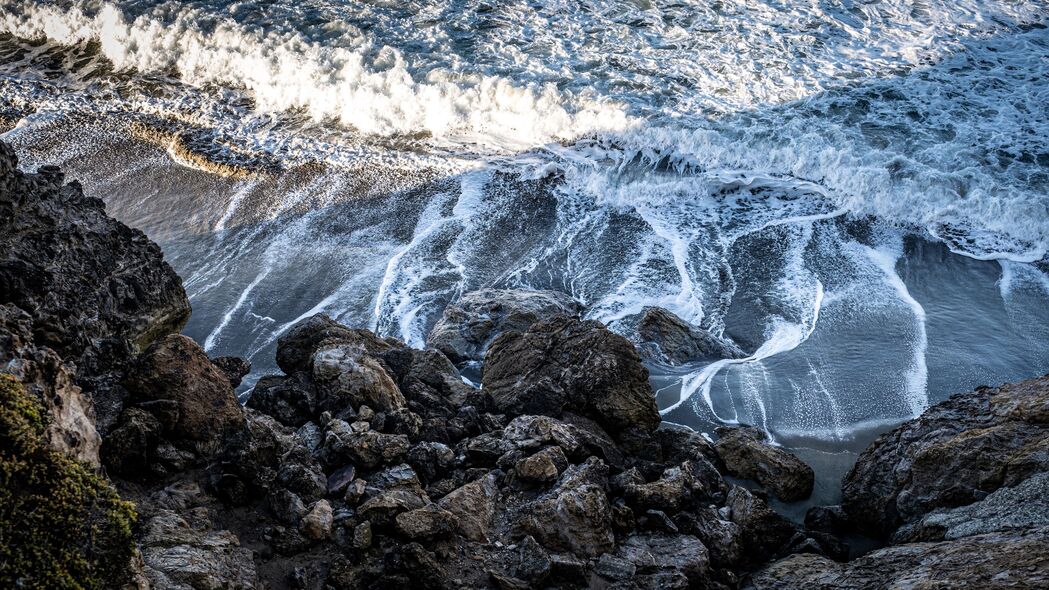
[3,0,1049,501]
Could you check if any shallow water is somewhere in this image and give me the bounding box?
[3,0,1049,504]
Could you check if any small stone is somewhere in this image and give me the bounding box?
[327,464,357,495]
[352,521,372,549]
[301,500,333,541]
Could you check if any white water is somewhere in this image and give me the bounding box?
[3,0,1049,451]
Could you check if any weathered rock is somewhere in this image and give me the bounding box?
[275,313,398,375]
[724,486,801,565]
[326,464,358,496]
[715,426,814,502]
[630,307,745,364]
[301,500,334,541]
[616,533,710,581]
[395,504,458,539]
[139,510,257,590]
[745,527,1049,590]
[515,457,614,556]
[594,553,636,581]
[804,505,849,536]
[426,288,583,364]
[438,472,500,542]
[247,373,318,428]
[514,446,569,484]
[123,335,245,443]
[318,419,409,468]
[843,376,1049,538]
[673,507,744,568]
[0,304,101,465]
[311,342,407,414]
[211,356,250,389]
[483,316,659,434]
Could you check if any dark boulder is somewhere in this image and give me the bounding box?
[211,356,251,389]
[483,316,660,435]
[715,426,814,502]
[426,288,583,364]
[627,307,745,365]
[842,376,1049,538]
[246,373,318,428]
[514,457,615,556]
[275,313,397,375]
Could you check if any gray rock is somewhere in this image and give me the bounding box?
[439,472,500,542]
[616,534,710,581]
[139,510,257,590]
[311,342,407,414]
[318,419,409,468]
[515,458,614,556]
[628,307,745,365]
[426,288,582,364]
[247,373,317,428]
[594,553,636,580]
[715,426,814,502]
[514,446,569,484]
[275,313,397,375]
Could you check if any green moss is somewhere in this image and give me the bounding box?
[0,374,138,590]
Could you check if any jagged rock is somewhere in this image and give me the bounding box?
[0,304,101,465]
[594,553,636,580]
[275,313,398,374]
[715,426,814,502]
[654,422,722,467]
[326,464,357,496]
[745,527,1049,590]
[624,459,726,513]
[627,307,745,365]
[123,334,245,443]
[407,441,455,484]
[616,533,710,581]
[395,504,458,539]
[426,288,583,364]
[246,373,318,428]
[514,446,569,484]
[804,505,849,535]
[515,457,614,556]
[674,507,744,568]
[483,316,660,434]
[439,472,500,542]
[514,536,551,583]
[311,342,407,414]
[501,415,585,458]
[301,500,334,541]
[893,471,1049,543]
[843,376,1049,538]
[724,486,801,566]
[318,419,409,469]
[211,356,250,389]
[139,510,257,590]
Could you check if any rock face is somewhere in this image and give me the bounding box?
[629,307,746,365]
[745,528,1049,590]
[0,141,190,428]
[426,288,583,365]
[483,316,660,435]
[715,426,814,502]
[842,376,1049,538]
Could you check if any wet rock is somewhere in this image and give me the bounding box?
[0,304,101,465]
[483,316,660,434]
[211,356,250,389]
[318,419,409,468]
[616,533,710,581]
[123,334,245,444]
[804,505,849,535]
[301,500,334,541]
[311,342,407,414]
[395,504,458,539]
[674,507,744,569]
[275,313,397,375]
[630,307,745,364]
[515,457,614,556]
[514,445,569,484]
[843,376,1049,538]
[715,426,814,502]
[724,486,800,566]
[139,510,257,590]
[438,472,500,542]
[247,373,318,428]
[745,527,1049,590]
[426,288,583,364]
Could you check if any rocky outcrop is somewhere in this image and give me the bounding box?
[483,316,661,435]
[0,141,190,429]
[715,426,814,502]
[745,527,1049,589]
[620,307,745,365]
[426,288,583,365]
[842,376,1049,538]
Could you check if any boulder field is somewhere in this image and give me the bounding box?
[2,140,1048,589]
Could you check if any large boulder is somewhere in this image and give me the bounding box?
[715,426,814,502]
[745,527,1049,590]
[514,457,615,556]
[842,376,1049,538]
[483,316,660,435]
[438,473,500,542]
[122,335,245,443]
[139,510,258,590]
[0,141,190,425]
[275,313,397,375]
[426,288,583,365]
[626,307,745,365]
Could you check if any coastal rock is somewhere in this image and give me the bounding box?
[438,472,500,542]
[122,334,245,443]
[0,304,101,465]
[629,307,745,365]
[745,527,1049,590]
[311,342,407,414]
[301,500,334,541]
[246,373,318,427]
[615,533,710,582]
[139,510,258,590]
[211,356,251,389]
[395,504,459,539]
[514,446,569,484]
[842,376,1049,538]
[715,426,814,502]
[426,288,583,364]
[483,316,660,434]
[275,313,397,374]
[515,458,615,556]
[318,419,409,468]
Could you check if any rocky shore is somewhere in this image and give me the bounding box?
[2,140,1047,589]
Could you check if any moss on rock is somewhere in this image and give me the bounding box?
[0,374,137,589]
